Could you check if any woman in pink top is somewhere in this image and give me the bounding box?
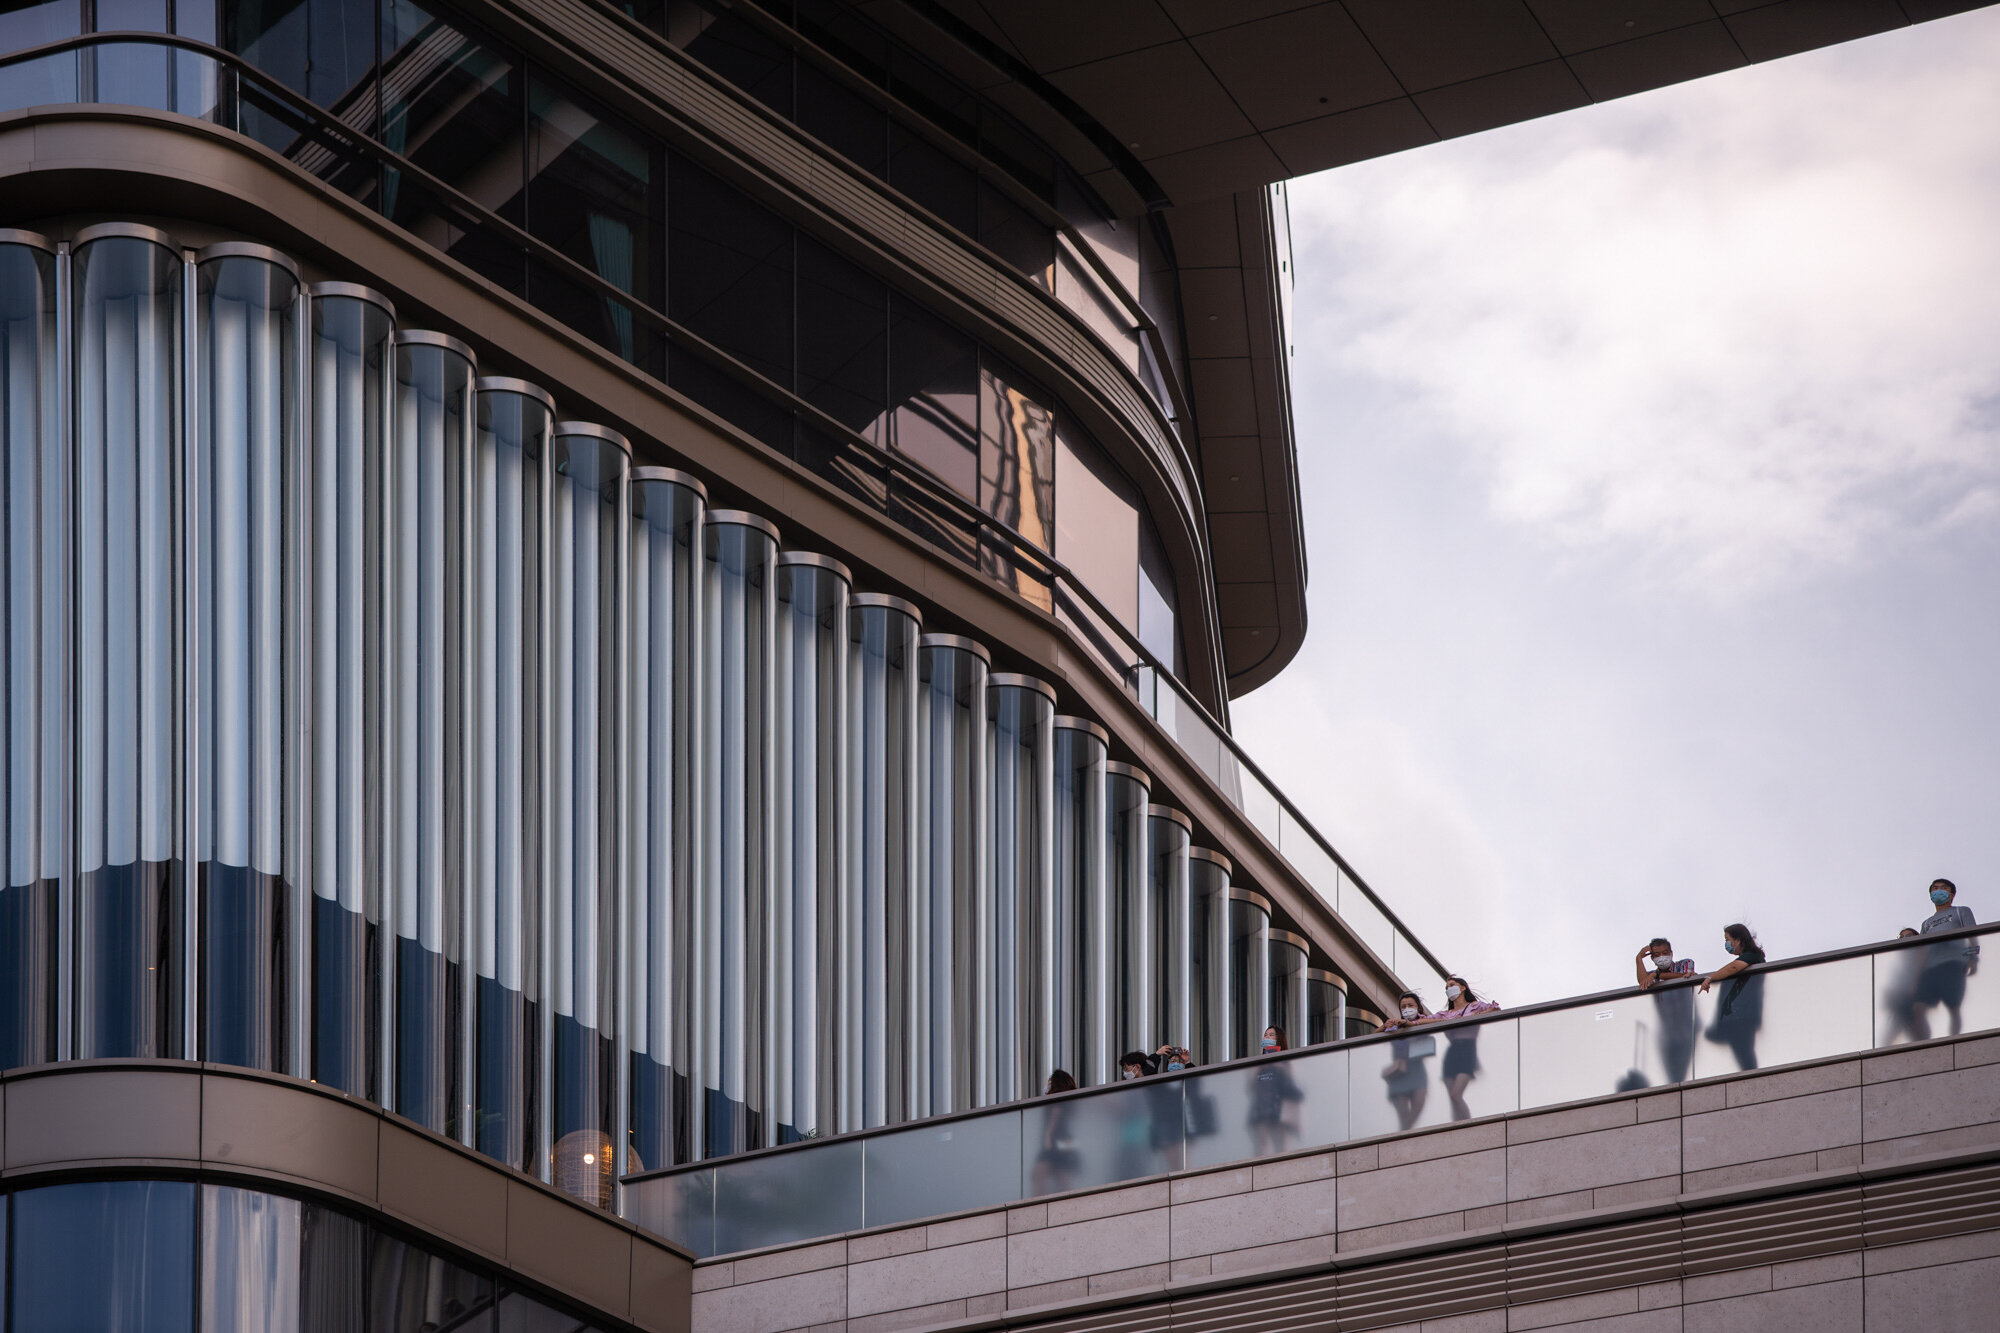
[1426,977,1502,1122]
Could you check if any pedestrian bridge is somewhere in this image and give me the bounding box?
[649,928,2000,1332]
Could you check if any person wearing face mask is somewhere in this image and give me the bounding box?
[1910,879,1980,1039]
[1379,992,1434,1131]
[1154,1043,1193,1072]
[1248,1026,1305,1154]
[1634,938,1698,1083]
[1429,978,1501,1121]
[1698,925,1766,1070]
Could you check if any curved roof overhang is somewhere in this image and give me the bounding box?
[913,0,1995,693]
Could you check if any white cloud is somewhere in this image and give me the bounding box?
[1287,13,2000,597]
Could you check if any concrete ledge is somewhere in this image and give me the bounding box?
[0,1060,694,1333]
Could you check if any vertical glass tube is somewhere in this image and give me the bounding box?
[626,467,704,1175]
[1051,716,1107,1085]
[193,244,300,1074]
[469,378,553,1171]
[916,634,988,1117]
[1228,889,1271,1060]
[389,332,476,1135]
[73,224,185,1060]
[775,553,849,1144]
[988,674,1054,1104]
[306,282,395,1100]
[1148,805,1191,1057]
[0,231,60,1071]
[1268,928,1310,1050]
[547,421,628,1207]
[1187,848,1231,1066]
[1105,763,1152,1067]
[701,511,778,1157]
[1305,968,1346,1047]
[844,594,920,1131]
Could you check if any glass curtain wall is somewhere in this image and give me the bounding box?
[700,510,777,1157]
[468,377,552,1173]
[0,232,60,1071]
[916,633,986,1117]
[193,244,301,1076]
[307,281,394,1100]
[387,330,476,1136]
[1105,763,1151,1064]
[987,673,1053,1104]
[1306,968,1345,1047]
[626,466,704,1174]
[1148,805,1191,1057]
[1187,848,1231,1067]
[1051,716,1107,1085]
[73,224,185,1060]
[1229,890,1271,1061]
[547,422,629,1205]
[775,552,849,1143]
[844,593,919,1131]
[1268,928,1308,1051]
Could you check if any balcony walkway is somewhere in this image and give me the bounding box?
[665,930,2000,1333]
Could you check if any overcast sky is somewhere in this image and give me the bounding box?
[1233,7,2000,1009]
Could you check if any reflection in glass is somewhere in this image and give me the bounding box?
[864,1107,1022,1230]
[74,228,185,1060]
[469,380,552,1171]
[1024,1077,1180,1197]
[1148,806,1192,1056]
[627,469,704,1173]
[389,333,475,1134]
[9,1179,196,1331]
[1106,765,1152,1064]
[195,248,301,1076]
[1880,931,2000,1048]
[1520,995,1673,1109]
[916,635,987,1116]
[1695,955,1869,1078]
[888,296,977,498]
[1185,1049,1348,1172]
[1228,892,1270,1063]
[977,356,1054,601]
[701,512,778,1157]
[625,1164,716,1259]
[775,555,849,1143]
[1305,969,1345,1047]
[1053,428,1138,631]
[527,72,662,363]
[309,285,394,1100]
[1186,850,1230,1067]
[1052,718,1107,1085]
[1351,1018,1519,1139]
[989,675,1054,1105]
[200,1185,301,1333]
[845,594,921,1130]
[547,425,628,1206]
[714,1137,863,1254]
[369,1228,494,1331]
[1268,930,1308,1052]
[299,1197,368,1328]
[0,236,60,1070]
[798,238,887,441]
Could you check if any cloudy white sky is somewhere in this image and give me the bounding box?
[1233,6,2000,1008]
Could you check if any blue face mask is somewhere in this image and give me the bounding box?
[1166,1060,1184,1072]
[1261,1039,1278,1053]
[1724,939,1740,955]
[1932,888,1952,906]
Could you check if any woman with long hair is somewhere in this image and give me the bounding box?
[1427,977,1501,1121]
[1699,925,1766,1071]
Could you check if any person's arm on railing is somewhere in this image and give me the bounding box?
[1636,947,1659,989]
[1698,959,1747,993]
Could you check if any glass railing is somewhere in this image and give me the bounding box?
[626,925,1998,1256]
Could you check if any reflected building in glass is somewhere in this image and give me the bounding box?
[0,0,1615,1324]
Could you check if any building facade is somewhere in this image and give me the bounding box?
[0,1,1987,1329]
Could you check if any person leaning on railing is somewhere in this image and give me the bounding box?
[1635,939,1699,1083]
[1698,925,1767,1071]
[1424,977,1501,1122]
[1379,992,1435,1131]
[1911,878,1979,1039]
